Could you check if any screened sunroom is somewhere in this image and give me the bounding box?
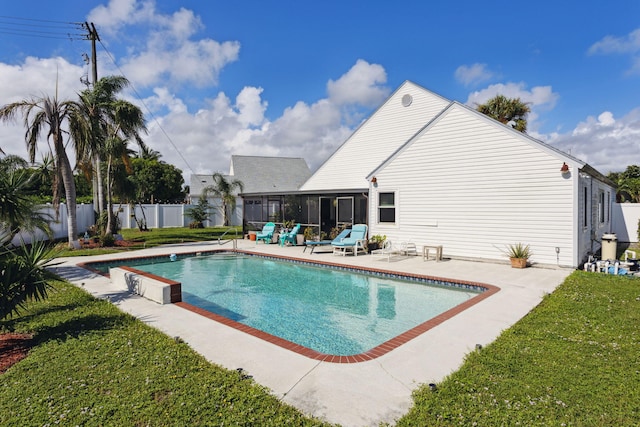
[241,191,368,240]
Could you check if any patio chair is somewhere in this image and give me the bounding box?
[371,240,399,262]
[279,224,301,246]
[303,228,351,254]
[255,222,276,244]
[332,224,368,256]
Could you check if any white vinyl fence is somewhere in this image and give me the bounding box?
[11,200,242,245]
[612,203,640,243]
[17,200,635,245]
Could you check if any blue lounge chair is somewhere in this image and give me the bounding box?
[255,222,276,244]
[279,224,301,246]
[303,228,352,254]
[332,224,368,256]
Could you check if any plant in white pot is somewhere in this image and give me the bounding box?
[368,234,386,253]
[505,243,532,268]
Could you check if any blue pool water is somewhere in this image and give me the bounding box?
[113,254,480,355]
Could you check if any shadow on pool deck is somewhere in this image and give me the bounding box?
[56,239,573,427]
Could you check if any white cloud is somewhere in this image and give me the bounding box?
[143,61,384,176]
[327,59,389,107]
[87,0,156,34]
[466,82,558,109]
[545,108,640,174]
[455,63,495,86]
[465,82,559,133]
[88,0,240,88]
[0,57,86,163]
[588,28,640,75]
[588,28,640,55]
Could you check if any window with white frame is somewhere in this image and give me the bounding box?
[599,190,605,223]
[378,192,396,223]
[583,187,588,228]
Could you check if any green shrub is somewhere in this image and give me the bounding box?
[99,233,115,247]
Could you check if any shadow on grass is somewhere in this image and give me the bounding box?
[1,282,135,348]
[30,311,132,347]
[0,289,94,331]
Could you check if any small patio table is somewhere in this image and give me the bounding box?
[422,244,443,262]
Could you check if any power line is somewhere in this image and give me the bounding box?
[97,38,198,177]
[0,15,82,26]
[2,14,198,177]
[0,15,84,40]
[0,28,85,40]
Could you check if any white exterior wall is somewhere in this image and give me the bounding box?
[301,81,450,191]
[576,175,616,260]
[368,104,580,267]
[612,203,640,243]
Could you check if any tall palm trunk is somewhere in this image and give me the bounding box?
[95,155,105,213]
[105,156,115,235]
[55,139,78,246]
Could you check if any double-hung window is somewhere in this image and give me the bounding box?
[378,192,396,223]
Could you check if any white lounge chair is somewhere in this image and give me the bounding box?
[371,240,398,261]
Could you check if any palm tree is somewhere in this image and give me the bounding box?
[476,95,531,132]
[103,134,138,235]
[204,173,244,226]
[0,155,53,241]
[0,94,78,247]
[608,165,640,202]
[137,143,161,161]
[0,230,58,319]
[69,76,147,221]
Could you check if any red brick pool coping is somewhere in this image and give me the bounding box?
[79,249,500,364]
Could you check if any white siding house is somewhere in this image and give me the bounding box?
[301,81,450,192]
[364,100,615,267]
[234,80,614,267]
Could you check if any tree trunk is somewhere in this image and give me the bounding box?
[59,150,77,247]
[222,202,229,226]
[105,159,114,235]
[95,155,105,215]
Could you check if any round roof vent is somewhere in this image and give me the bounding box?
[401,94,413,107]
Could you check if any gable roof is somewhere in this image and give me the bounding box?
[299,80,451,191]
[367,101,614,186]
[190,155,312,197]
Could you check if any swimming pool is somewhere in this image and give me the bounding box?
[86,252,495,359]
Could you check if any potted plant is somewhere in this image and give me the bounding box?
[505,243,532,268]
[303,226,315,243]
[283,219,295,230]
[368,234,386,253]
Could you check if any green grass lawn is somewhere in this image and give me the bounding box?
[2,253,640,425]
[0,281,330,426]
[118,226,243,247]
[395,270,640,426]
[55,226,243,257]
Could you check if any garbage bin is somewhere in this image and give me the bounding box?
[601,233,617,261]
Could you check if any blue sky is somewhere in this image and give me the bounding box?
[1,0,640,182]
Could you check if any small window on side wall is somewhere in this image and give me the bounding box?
[599,191,605,224]
[378,192,395,223]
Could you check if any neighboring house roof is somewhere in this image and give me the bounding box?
[190,155,312,197]
[299,80,450,192]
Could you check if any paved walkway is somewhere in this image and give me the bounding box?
[53,240,573,427]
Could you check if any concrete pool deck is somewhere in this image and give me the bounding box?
[53,240,573,427]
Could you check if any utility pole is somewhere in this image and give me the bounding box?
[83,22,100,85]
[83,22,101,216]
